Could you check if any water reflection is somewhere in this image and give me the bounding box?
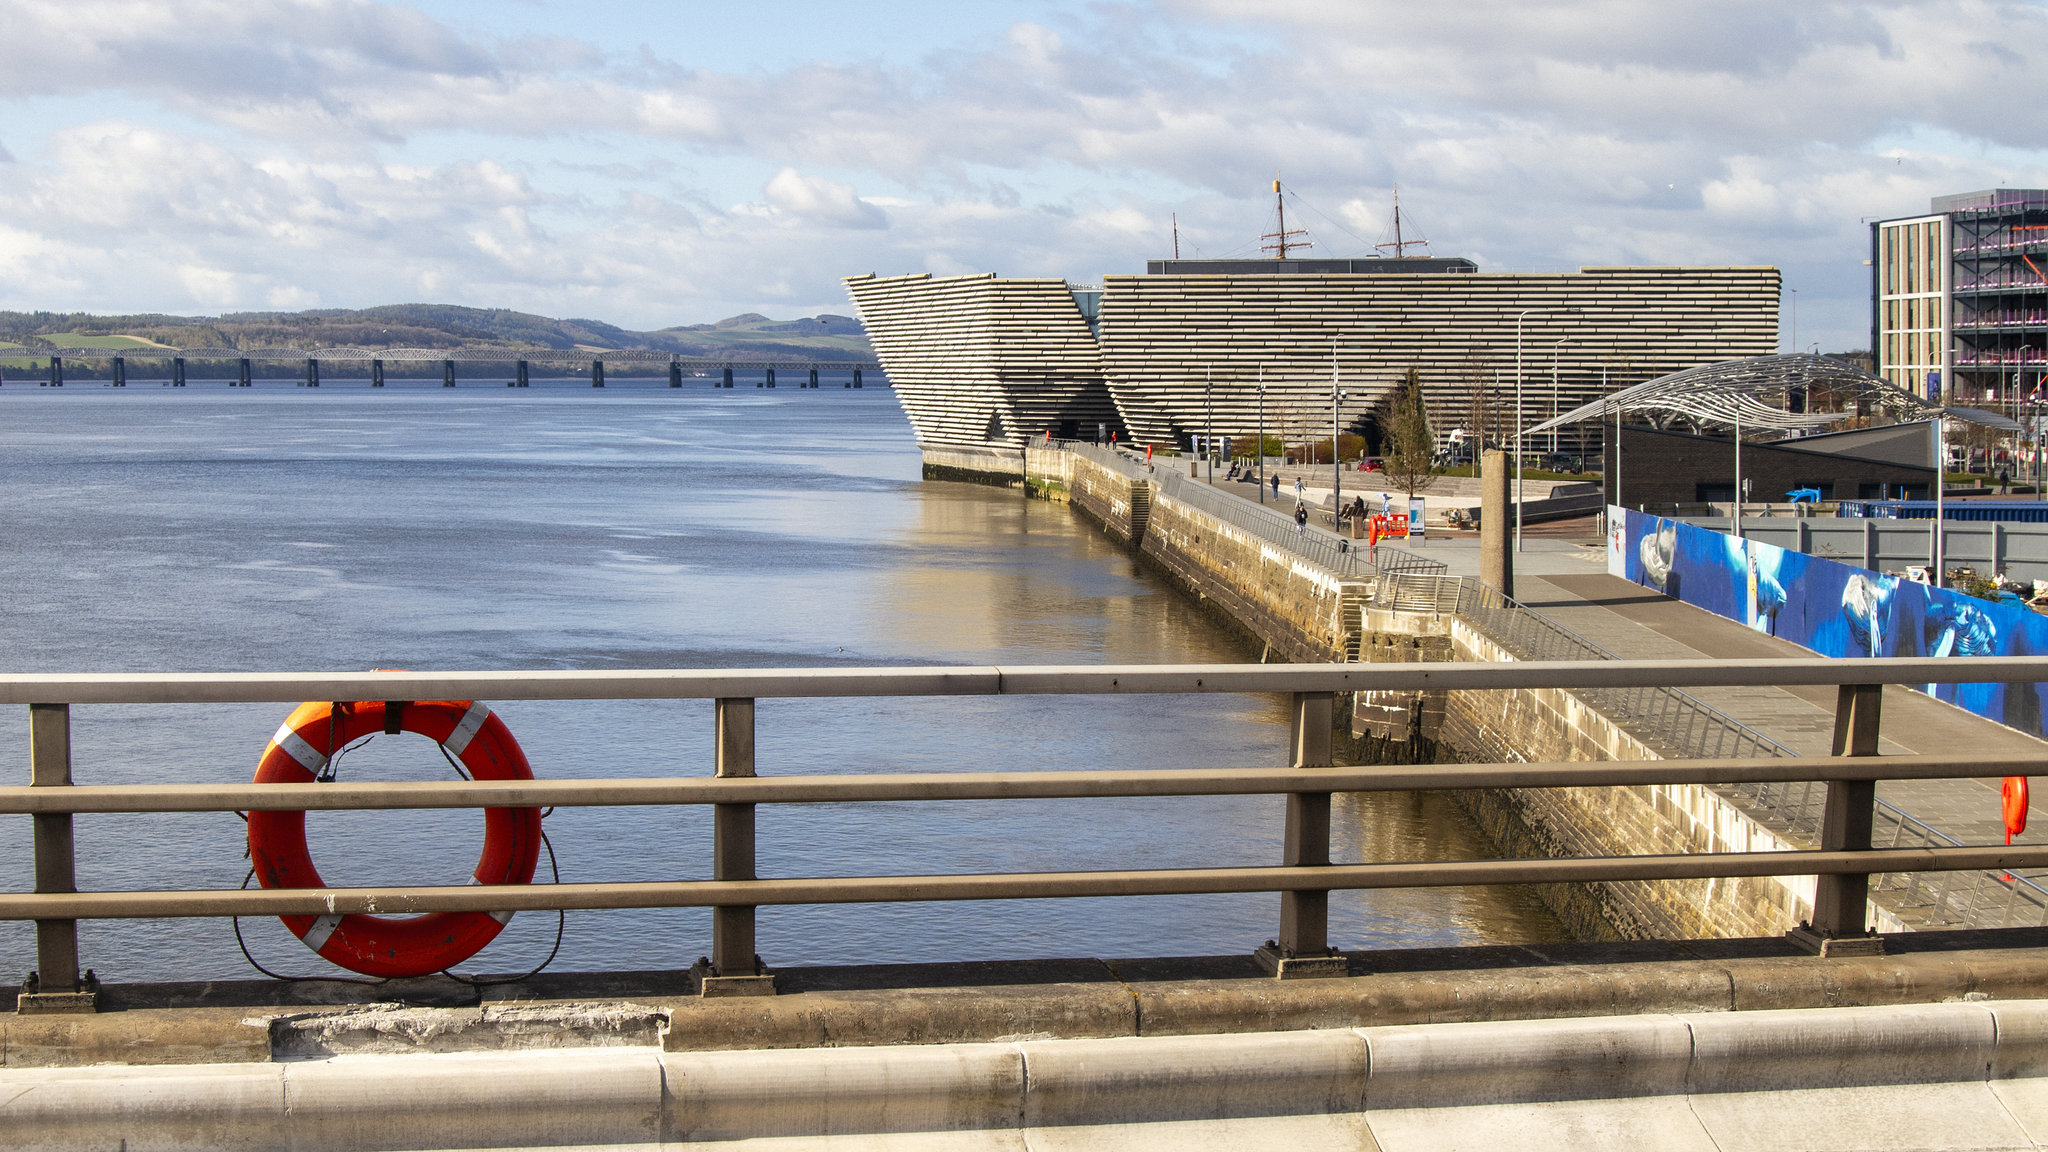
[0,385,1563,981]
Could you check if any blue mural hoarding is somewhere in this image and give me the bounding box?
[1606,507,2048,739]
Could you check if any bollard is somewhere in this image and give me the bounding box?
[1257,692,1347,979]
[1791,684,1885,956]
[21,703,96,1013]
[698,698,775,996]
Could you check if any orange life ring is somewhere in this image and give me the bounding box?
[247,699,542,978]
[2005,776,2030,844]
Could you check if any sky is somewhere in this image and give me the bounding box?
[2,0,2045,349]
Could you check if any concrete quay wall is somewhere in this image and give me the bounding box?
[15,1000,2048,1150]
[1021,448,1363,662]
[1354,608,1887,943]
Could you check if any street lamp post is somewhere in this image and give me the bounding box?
[1205,366,1213,484]
[1513,306,1580,552]
[1258,366,1267,504]
[1550,337,1569,459]
[1331,342,1343,514]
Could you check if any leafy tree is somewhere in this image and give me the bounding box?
[1382,368,1441,497]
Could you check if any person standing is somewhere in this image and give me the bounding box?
[1271,474,1280,498]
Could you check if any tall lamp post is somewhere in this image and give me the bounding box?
[1257,367,1267,503]
[1331,341,1344,513]
[1204,366,1213,483]
[1549,336,1570,459]
[1514,306,1581,552]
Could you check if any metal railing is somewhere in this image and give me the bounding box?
[1157,468,1372,576]
[1372,574,1791,762]
[1371,575,2048,932]
[7,659,2048,1001]
[1042,441,1448,582]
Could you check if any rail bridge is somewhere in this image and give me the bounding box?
[0,344,881,388]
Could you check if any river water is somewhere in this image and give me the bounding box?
[0,375,1563,983]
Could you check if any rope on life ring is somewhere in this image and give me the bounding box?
[247,699,542,979]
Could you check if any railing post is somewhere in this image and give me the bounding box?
[22,703,96,1013]
[1793,683,1885,956]
[697,698,776,995]
[1258,692,1348,978]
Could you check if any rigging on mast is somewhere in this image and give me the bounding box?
[1375,184,1430,259]
[1261,179,1311,259]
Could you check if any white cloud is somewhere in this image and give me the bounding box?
[763,168,889,230]
[2,0,2046,348]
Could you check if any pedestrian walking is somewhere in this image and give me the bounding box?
[1270,474,1280,497]
[1293,476,1305,499]
[1294,502,1308,537]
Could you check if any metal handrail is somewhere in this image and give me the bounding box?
[6,657,2048,705]
[9,659,2048,989]
[1372,574,1796,762]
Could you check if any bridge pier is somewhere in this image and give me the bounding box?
[48,355,62,387]
[765,368,776,389]
[669,362,682,388]
[591,359,605,388]
[371,359,383,387]
[237,358,251,387]
[171,357,185,387]
[111,356,125,387]
[304,358,319,388]
[515,360,528,388]
[807,368,819,389]
[721,367,733,389]
[853,369,863,389]
[442,359,456,388]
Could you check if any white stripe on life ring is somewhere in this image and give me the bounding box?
[300,914,343,952]
[443,701,492,757]
[271,723,329,773]
[469,872,514,925]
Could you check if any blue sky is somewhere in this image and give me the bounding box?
[3,0,2046,350]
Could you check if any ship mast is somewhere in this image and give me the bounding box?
[1261,179,1311,259]
[1375,184,1429,259]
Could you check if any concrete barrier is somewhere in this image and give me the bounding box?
[15,1002,2048,1149]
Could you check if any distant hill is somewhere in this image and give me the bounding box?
[0,305,873,361]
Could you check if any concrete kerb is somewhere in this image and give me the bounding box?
[17,1003,2048,1150]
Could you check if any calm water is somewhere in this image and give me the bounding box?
[0,376,1563,983]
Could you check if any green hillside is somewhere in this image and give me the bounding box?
[0,305,873,361]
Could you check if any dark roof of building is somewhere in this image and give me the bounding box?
[1143,258,1478,275]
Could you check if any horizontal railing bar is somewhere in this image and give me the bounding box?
[7,845,2048,919]
[4,657,2048,705]
[4,753,2045,813]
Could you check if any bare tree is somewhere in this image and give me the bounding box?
[1381,368,1441,498]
